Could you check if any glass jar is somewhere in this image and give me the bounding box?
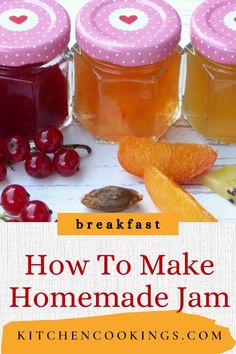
[183,0,236,144]
[0,0,71,140]
[73,0,182,142]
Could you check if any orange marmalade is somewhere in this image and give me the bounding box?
[74,0,182,142]
[73,47,181,142]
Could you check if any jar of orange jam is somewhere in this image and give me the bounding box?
[183,0,236,144]
[73,0,182,142]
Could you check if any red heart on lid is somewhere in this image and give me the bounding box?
[9,15,28,25]
[119,15,138,25]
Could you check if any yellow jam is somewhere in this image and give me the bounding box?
[73,46,181,142]
[183,44,236,144]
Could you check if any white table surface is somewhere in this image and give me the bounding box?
[0,0,236,221]
[0,119,235,221]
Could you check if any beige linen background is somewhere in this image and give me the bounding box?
[0,223,235,352]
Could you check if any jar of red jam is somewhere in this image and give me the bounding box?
[0,0,71,140]
[73,0,182,142]
[183,0,236,144]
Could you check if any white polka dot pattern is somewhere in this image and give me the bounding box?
[192,0,236,65]
[0,0,71,67]
[76,0,182,67]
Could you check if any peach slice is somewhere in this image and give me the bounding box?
[118,136,217,183]
[144,165,217,222]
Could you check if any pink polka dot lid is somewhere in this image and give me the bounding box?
[0,0,70,67]
[192,0,236,65]
[76,0,182,67]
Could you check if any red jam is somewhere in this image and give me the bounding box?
[0,58,69,139]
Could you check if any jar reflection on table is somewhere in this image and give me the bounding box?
[73,0,182,142]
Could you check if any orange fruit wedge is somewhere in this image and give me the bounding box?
[118,136,217,183]
[144,165,217,222]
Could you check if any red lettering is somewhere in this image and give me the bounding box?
[26,255,47,275]
[201,260,214,275]
[97,255,115,275]
[66,260,90,275]
[10,287,31,307]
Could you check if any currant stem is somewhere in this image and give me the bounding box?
[67,144,92,154]
[3,158,15,171]
[0,214,6,221]
[0,213,9,221]
[30,144,92,154]
[0,213,21,222]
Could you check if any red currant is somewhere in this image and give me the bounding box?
[21,201,52,222]
[5,135,30,163]
[34,127,63,154]
[0,139,5,161]
[1,184,30,215]
[53,148,80,177]
[0,161,7,181]
[25,153,53,179]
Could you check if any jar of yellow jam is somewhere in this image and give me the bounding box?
[73,0,182,142]
[183,0,236,144]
